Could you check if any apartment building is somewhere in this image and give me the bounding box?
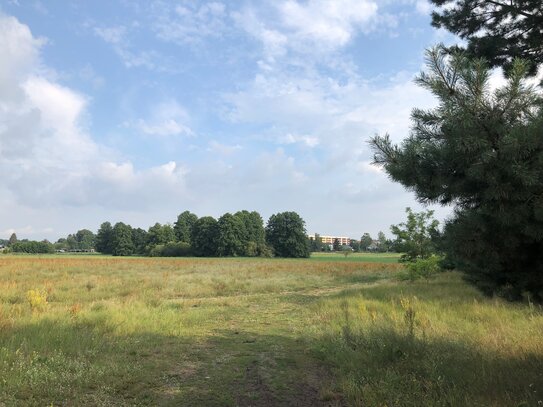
[308,234,351,246]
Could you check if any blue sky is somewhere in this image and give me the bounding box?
[0,0,457,241]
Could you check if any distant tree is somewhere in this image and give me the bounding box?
[131,228,148,255]
[377,231,389,252]
[349,239,360,252]
[360,233,373,251]
[265,212,310,258]
[11,240,54,254]
[8,233,17,247]
[66,234,78,250]
[333,238,340,251]
[216,213,246,256]
[75,229,95,250]
[96,222,113,254]
[174,211,198,243]
[110,222,134,256]
[390,208,440,262]
[309,233,324,252]
[191,216,219,257]
[234,210,266,256]
[429,0,543,75]
[341,245,352,257]
[54,238,68,251]
[147,223,176,248]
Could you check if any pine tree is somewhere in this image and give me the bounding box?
[370,46,543,301]
[429,0,543,75]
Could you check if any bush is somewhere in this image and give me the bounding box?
[148,242,192,257]
[399,256,442,282]
[11,241,54,254]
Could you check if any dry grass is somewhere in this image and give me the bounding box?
[0,255,541,406]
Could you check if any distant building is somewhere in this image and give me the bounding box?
[308,234,351,246]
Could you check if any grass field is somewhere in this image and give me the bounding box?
[0,255,542,406]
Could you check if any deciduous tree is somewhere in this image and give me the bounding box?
[191,216,219,257]
[265,212,310,258]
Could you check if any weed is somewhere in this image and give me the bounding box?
[26,289,48,312]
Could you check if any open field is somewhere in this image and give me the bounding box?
[0,256,542,406]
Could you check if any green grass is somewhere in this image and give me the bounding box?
[310,252,402,263]
[0,256,541,406]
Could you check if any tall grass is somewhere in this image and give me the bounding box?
[0,256,541,406]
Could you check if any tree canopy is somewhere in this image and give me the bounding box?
[111,223,135,256]
[191,216,219,257]
[371,46,543,301]
[216,213,246,256]
[95,222,113,254]
[174,211,198,243]
[430,0,543,75]
[265,212,310,258]
[390,208,440,262]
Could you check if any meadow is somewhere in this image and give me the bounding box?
[0,255,542,406]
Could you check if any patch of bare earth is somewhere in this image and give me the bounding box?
[235,360,345,407]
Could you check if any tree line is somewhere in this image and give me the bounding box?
[4,211,311,258]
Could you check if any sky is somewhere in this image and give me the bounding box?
[0,0,459,241]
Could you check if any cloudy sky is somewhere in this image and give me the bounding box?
[0,0,458,241]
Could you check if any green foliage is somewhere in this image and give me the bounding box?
[8,233,17,247]
[74,229,95,250]
[95,222,113,254]
[349,239,360,252]
[147,223,176,248]
[174,211,198,243]
[360,233,372,251]
[110,223,134,256]
[399,255,442,282]
[309,234,324,252]
[216,213,246,256]
[131,228,148,255]
[371,46,543,301]
[148,242,192,257]
[333,238,340,251]
[234,210,266,256]
[377,231,389,252]
[390,208,440,262]
[10,241,54,254]
[265,211,310,258]
[191,216,219,257]
[429,0,543,75]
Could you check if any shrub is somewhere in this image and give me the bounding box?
[399,256,442,282]
[148,242,192,257]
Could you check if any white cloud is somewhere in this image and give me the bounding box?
[279,0,378,47]
[151,1,229,44]
[415,0,432,15]
[93,25,126,45]
[207,141,242,155]
[0,13,192,230]
[93,24,174,72]
[128,100,195,137]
